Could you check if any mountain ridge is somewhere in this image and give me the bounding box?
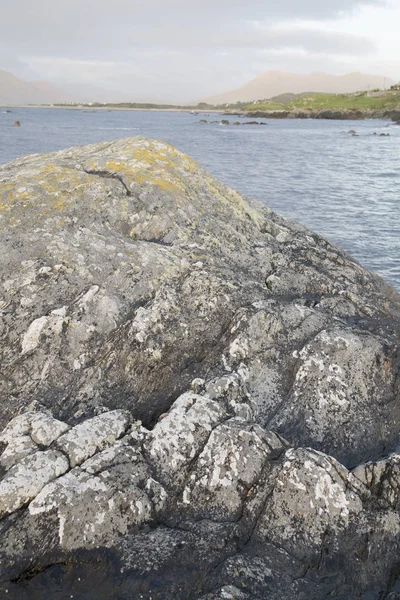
[0,70,132,106]
[204,71,396,105]
[0,70,75,105]
[1,68,397,107]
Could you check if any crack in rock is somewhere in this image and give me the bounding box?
[83,168,132,197]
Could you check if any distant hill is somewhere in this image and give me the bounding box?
[0,70,75,105]
[204,71,396,105]
[0,70,133,106]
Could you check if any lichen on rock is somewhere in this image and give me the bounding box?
[1,137,400,599]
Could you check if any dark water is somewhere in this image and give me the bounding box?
[1,107,399,290]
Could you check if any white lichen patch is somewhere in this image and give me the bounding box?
[377,510,400,536]
[181,421,284,519]
[21,313,66,355]
[0,436,38,470]
[272,327,386,449]
[56,410,131,467]
[229,337,249,360]
[76,285,100,310]
[128,290,176,344]
[0,450,69,518]
[21,316,49,354]
[258,448,363,551]
[29,467,154,550]
[0,411,70,445]
[23,415,168,549]
[30,413,70,445]
[205,372,254,420]
[80,440,136,475]
[147,392,227,486]
[73,286,120,335]
[0,412,70,470]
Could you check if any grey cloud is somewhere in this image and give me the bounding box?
[0,0,388,101]
[216,29,374,56]
[129,26,375,56]
[0,0,384,59]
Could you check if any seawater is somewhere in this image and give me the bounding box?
[1,107,399,290]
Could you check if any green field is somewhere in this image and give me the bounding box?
[242,91,400,112]
[53,89,400,114]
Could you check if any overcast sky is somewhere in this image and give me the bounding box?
[0,0,399,102]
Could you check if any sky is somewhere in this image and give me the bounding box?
[0,0,399,102]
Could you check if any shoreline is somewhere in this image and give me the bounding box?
[244,108,400,121]
[1,104,223,113]
[2,104,400,122]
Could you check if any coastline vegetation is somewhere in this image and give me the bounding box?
[242,90,400,112]
[51,87,400,114]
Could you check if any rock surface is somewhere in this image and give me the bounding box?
[0,137,400,599]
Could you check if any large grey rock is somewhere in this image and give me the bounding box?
[0,138,400,599]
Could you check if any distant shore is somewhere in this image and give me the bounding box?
[1,104,223,113]
[2,104,400,122]
[244,108,400,121]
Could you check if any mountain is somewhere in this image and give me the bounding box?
[0,70,76,105]
[0,69,153,106]
[204,71,396,105]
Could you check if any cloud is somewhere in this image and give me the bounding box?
[0,0,392,101]
[0,0,384,58]
[141,24,375,56]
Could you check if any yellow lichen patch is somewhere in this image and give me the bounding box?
[0,183,15,211]
[84,139,200,199]
[0,138,261,237]
[0,163,117,229]
[0,165,88,212]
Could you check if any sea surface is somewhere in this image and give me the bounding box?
[1,107,399,290]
